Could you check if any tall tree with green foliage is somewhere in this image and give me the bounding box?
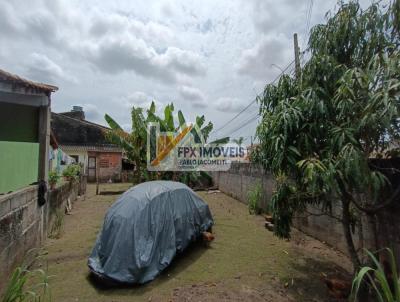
[105,107,147,183]
[105,101,229,184]
[256,0,400,269]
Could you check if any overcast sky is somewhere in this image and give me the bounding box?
[0,0,371,144]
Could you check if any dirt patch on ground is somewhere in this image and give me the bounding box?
[41,184,351,302]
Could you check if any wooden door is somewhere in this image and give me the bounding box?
[88,156,96,182]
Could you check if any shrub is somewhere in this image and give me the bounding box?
[351,248,400,302]
[48,171,59,189]
[247,182,263,215]
[62,164,80,181]
[1,249,51,302]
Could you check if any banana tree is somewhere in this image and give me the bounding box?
[232,137,244,146]
[146,101,218,142]
[105,101,229,186]
[146,101,228,186]
[104,107,147,183]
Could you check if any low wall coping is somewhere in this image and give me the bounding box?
[0,185,37,203]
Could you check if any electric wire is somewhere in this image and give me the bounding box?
[210,59,296,138]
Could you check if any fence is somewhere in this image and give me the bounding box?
[0,177,86,293]
[211,162,400,263]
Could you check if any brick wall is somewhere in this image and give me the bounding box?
[98,152,122,182]
[0,178,86,293]
[88,152,122,182]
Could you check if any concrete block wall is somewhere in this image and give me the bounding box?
[292,204,357,254]
[46,181,79,231]
[211,163,275,211]
[0,179,84,293]
[211,162,389,258]
[0,186,40,289]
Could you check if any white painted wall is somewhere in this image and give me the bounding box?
[64,150,88,171]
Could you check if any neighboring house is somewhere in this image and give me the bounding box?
[0,68,58,194]
[51,107,122,182]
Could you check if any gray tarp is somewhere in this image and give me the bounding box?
[88,181,214,284]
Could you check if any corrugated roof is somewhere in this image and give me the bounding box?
[51,112,114,147]
[0,68,58,93]
[52,112,110,130]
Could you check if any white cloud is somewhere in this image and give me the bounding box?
[160,2,175,18]
[0,1,24,35]
[25,11,60,45]
[89,12,174,47]
[117,92,164,116]
[0,1,205,86]
[248,0,305,35]
[85,33,205,83]
[155,47,206,77]
[178,85,207,108]
[25,53,75,84]
[237,35,291,80]
[77,103,103,124]
[197,19,214,34]
[0,0,361,139]
[215,97,246,113]
[123,91,150,106]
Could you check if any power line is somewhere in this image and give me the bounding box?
[211,98,258,136]
[214,63,296,140]
[210,106,259,140]
[308,0,314,32]
[219,113,259,139]
[226,113,260,137]
[210,59,296,138]
[303,0,314,47]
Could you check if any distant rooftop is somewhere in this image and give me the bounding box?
[51,109,120,151]
[58,106,86,120]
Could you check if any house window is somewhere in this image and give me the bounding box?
[70,155,79,163]
[99,159,109,168]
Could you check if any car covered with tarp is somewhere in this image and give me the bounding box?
[88,181,214,284]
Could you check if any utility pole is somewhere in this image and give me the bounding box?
[293,33,301,80]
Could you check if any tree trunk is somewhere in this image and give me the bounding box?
[342,199,361,271]
[134,158,141,184]
[366,213,379,252]
[357,214,364,254]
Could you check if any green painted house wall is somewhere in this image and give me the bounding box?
[0,103,40,194]
[0,103,39,142]
[0,141,39,193]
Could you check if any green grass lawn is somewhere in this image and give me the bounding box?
[41,183,350,301]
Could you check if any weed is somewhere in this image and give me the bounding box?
[49,209,64,239]
[351,248,400,302]
[1,249,52,302]
[247,182,263,215]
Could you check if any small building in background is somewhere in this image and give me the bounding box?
[0,68,57,194]
[51,107,122,182]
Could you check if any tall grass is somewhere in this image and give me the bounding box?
[351,248,400,302]
[247,182,263,215]
[1,249,51,302]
